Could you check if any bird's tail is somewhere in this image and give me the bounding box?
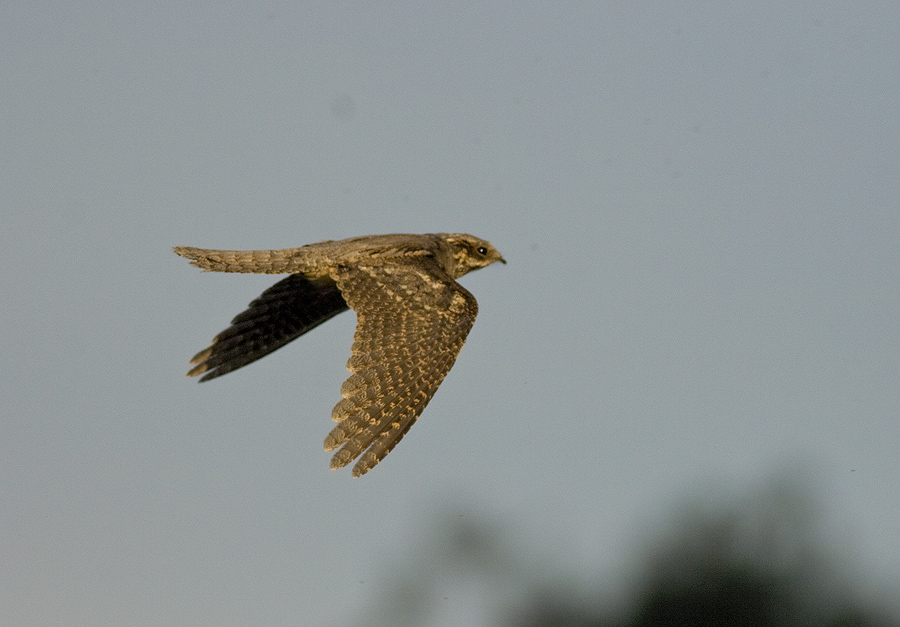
[173,246,309,274]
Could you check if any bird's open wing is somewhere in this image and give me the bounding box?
[187,273,349,381]
[324,260,479,477]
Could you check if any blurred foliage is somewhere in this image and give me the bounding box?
[351,475,899,627]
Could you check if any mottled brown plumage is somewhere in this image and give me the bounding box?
[174,233,505,477]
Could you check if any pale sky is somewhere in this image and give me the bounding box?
[2,3,899,626]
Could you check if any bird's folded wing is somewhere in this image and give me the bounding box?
[187,273,349,381]
[324,260,479,477]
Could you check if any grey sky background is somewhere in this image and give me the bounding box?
[2,3,898,625]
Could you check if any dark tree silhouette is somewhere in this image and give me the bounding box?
[349,475,899,627]
[518,478,900,627]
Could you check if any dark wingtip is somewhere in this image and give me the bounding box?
[189,346,213,366]
[186,362,208,378]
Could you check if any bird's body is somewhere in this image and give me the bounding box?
[174,233,504,477]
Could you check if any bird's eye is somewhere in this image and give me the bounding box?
[476,246,488,255]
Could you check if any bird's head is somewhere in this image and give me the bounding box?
[441,233,506,278]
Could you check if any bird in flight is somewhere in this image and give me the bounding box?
[174,233,505,477]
